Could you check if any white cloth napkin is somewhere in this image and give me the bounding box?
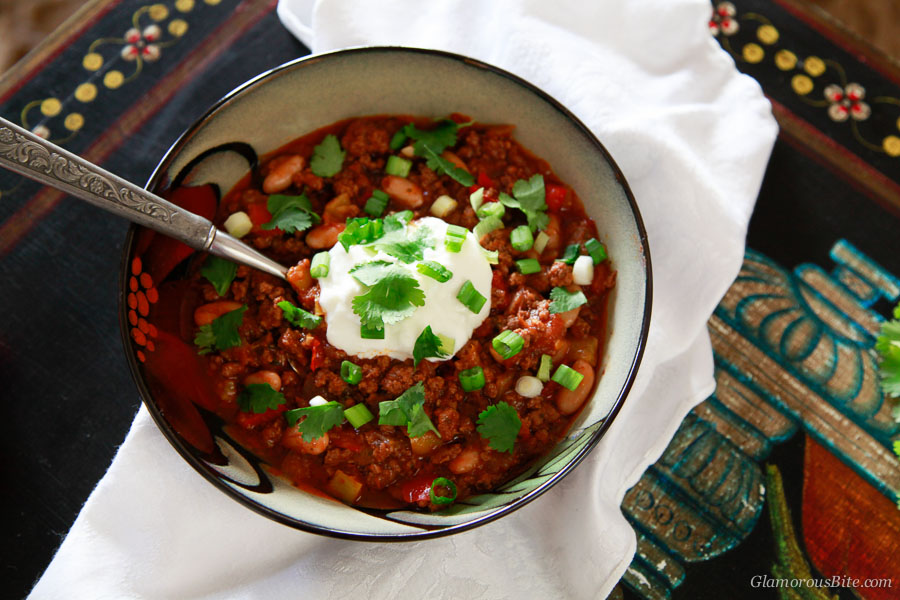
[30,1,777,598]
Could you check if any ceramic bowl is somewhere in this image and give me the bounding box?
[120,47,651,539]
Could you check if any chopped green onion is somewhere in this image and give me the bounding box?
[389,130,408,150]
[510,225,534,251]
[360,320,385,339]
[364,189,389,217]
[516,258,541,274]
[469,187,485,211]
[534,230,551,254]
[457,280,487,314]
[430,194,458,218]
[444,224,468,253]
[385,155,412,177]
[223,211,252,238]
[473,216,503,241]
[537,354,553,382]
[417,260,453,282]
[585,238,608,264]
[341,360,362,385]
[310,252,330,278]
[339,217,384,250]
[344,403,374,428]
[552,364,585,391]
[480,247,499,264]
[492,330,524,360]
[429,477,457,505]
[459,366,486,391]
[476,201,505,220]
[559,243,581,265]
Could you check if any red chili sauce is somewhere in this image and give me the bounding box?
[188,115,616,509]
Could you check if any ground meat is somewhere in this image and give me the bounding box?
[189,114,614,511]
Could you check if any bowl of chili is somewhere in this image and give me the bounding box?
[122,47,651,539]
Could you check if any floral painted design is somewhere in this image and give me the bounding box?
[121,25,163,62]
[709,2,740,36]
[824,83,871,122]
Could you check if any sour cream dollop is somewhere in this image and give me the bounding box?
[317,216,492,361]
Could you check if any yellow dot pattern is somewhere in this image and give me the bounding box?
[104,70,125,89]
[83,52,103,71]
[775,50,797,71]
[205,0,222,5]
[804,56,826,77]
[64,113,85,132]
[176,0,195,11]
[791,74,814,96]
[884,136,900,157]
[41,98,62,117]
[169,19,189,37]
[896,117,900,132]
[757,25,779,45]
[75,83,98,103]
[743,44,764,64]
[149,4,169,21]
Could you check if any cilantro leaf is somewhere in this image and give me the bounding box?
[500,174,549,232]
[350,261,425,328]
[876,319,900,398]
[371,223,435,263]
[200,255,237,297]
[377,382,439,438]
[477,401,522,453]
[262,194,320,234]
[420,143,475,187]
[310,134,346,177]
[384,210,414,233]
[402,119,467,156]
[549,287,588,314]
[413,325,449,366]
[193,305,247,354]
[277,300,322,329]
[285,401,346,441]
[238,382,286,414]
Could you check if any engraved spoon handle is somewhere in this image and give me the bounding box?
[0,117,287,280]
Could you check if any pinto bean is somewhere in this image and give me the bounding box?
[193,300,244,327]
[282,428,329,455]
[555,359,595,415]
[244,370,282,392]
[540,213,562,256]
[440,150,469,173]
[382,175,424,208]
[305,222,346,249]
[323,193,357,222]
[448,446,480,475]
[559,305,582,328]
[262,155,304,194]
[566,336,599,365]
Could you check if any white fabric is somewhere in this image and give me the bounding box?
[30,0,777,598]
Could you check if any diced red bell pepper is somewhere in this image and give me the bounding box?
[246,202,279,236]
[236,403,287,429]
[398,471,437,504]
[545,183,568,212]
[309,337,325,371]
[468,172,497,194]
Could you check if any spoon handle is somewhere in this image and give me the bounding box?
[0,117,287,280]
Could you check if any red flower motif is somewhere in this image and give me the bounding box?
[120,25,162,62]
[824,83,870,122]
[709,2,739,36]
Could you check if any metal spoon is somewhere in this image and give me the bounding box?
[0,116,288,280]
